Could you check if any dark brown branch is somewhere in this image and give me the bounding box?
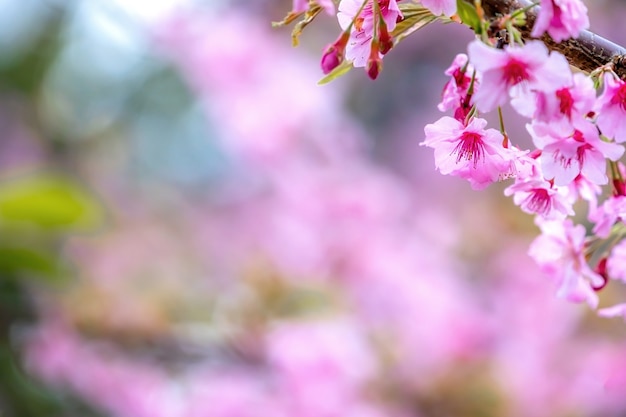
[479,0,626,78]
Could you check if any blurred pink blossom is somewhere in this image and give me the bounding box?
[468,40,571,112]
[531,0,589,42]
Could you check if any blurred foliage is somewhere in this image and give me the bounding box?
[0,0,216,412]
[0,3,105,416]
[0,175,103,232]
[0,172,104,416]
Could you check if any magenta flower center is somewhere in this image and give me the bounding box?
[362,0,390,17]
[556,87,574,118]
[572,129,585,143]
[576,143,592,162]
[502,59,529,86]
[554,153,574,170]
[526,188,552,215]
[453,131,484,167]
[452,67,470,90]
[550,1,564,28]
[611,82,626,111]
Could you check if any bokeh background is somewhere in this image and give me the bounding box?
[3,1,626,416]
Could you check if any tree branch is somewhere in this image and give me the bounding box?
[478,0,626,78]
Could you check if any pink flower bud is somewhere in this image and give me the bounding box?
[321,45,343,74]
[366,58,382,80]
[366,42,382,80]
[378,22,393,55]
[320,32,349,74]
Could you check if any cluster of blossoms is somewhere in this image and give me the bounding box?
[280,0,626,319]
[422,6,626,315]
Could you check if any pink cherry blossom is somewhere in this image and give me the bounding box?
[512,73,595,135]
[505,168,574,219]
[607,239,626,282]
[467,40,571,112]
[337,0,402,68]
[563,174,602,211]
[438,53,476,121]
[590,195,626,238]
[420,0,456,16]
[528,120,624,186]
[421,116,514,189]
[529,219,603,308]
[531,0,589,42]
[596,72,626,143]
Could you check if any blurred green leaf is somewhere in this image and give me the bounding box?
[456,0,482,33]
[318,60,353,85]
[0,11,64,95]
[0,344,103,417]
[0,175,103,232]
[0,247,67,283]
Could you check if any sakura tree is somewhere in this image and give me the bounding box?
[275,0,626,318]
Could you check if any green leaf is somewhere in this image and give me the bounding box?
[0,174,103,232]
[0,246,68,283]
[456,0,482,33]
[318,60,353,85]
[392,4,439,45]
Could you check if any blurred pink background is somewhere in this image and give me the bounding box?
[1,1,626,416]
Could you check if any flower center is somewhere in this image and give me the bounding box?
[362,0,390,17]
[502,59,529,86]
[526,188,551,215]
[452,67,470,90]
[572,130,585,142]
[453,132,484,167]
[611,82,626,111]
[556,87,574,118]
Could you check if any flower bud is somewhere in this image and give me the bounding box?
[592,257,609,291]
[366,41,382,80]
[321,45,342,74]
[320,32,349,74]
[379,24,393,55]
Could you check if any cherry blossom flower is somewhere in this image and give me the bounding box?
[438,53,476,121]
[421,116,514,189]
[563,174,602,211]
[528,120,624,187]
[529,219,603,308]
[420,0,456,16]
[531,0,590,42]
[590,195,626,238]
[512,73,595,135]
[596,72,626,143]
[337,0,402,68]
[467,40,571,112]
[505,169,574,219]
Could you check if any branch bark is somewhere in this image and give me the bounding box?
[478,0,626,79]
